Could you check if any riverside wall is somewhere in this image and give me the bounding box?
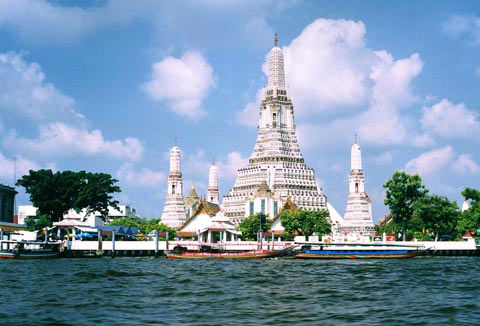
[67,239,479,257]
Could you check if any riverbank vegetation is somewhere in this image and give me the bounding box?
[17,169,121,231]
[107,217,176,240]
[381,171,479,241]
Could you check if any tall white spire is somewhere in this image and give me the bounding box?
[267,33,286,90]
[208,160,219,204]
[223,34,328,224]
[351,135,362,170]
[161,139,187,228]
[342,136,375,236]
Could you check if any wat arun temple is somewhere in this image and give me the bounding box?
[161,35,375,239]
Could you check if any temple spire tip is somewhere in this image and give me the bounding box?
[274,33,278,47]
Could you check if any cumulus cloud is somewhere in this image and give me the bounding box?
[372,152,393,165]
[217,151,249,179]
[239,18,423,147]
[236,88,263,127]
[5,123,144,161]
[405,146,453,176]
[0,52,83,123]
[421,99,480,138]
[443,14,480,45]
[453,154,480,175]
[142,51,215,118]
[0,152,41,181]
[0,0,154,43]
[117,163,165,187]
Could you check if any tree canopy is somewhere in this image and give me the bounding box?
[413,194,459,241]
[279,209,331,240]
[456,188,480,236]
[237,213,271,240]
[107,217,176,240]
[17,169,121,228]
[383,171,428,240]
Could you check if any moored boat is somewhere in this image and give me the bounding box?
[0,240,62,259]
[167,249,280,259]
[295,243,429,259]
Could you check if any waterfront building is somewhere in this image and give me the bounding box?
[244,180,283,219]
[0,184,17,223]
[207,161,220,205]
[18,204,139,226]
[339,137,375,238]
[222,35,328,224]
[177,200,240,242]
[185,183,201,219]
[160,140,187,228]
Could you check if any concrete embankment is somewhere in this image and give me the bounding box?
[64,240,479,257]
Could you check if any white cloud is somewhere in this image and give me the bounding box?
[117,163,165,187]
[0,152,41,181]
[0,52,83,123]
[443,15,480,45]
[217,151,248,179]
[283,19,372,113]
[372,152,393,165]
[142,51,215,118]
[412,134,436,148]
[453,154,480,175]
[0,1,153,43]
[236,88,263,127]
[405,146,453,176]
[5,122,144,161]
[421,99,480,138]
[239,18,423,147]
[475,67,480,78]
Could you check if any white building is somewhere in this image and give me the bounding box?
[339,136,375,239]
[18,204,139,227]
[160,140,187,228]
[222,34,329,224]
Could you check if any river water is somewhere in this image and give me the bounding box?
[1,257,479,325]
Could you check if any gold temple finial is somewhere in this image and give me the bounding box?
[274,33,278,47]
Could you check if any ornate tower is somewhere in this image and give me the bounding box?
[342,136,375,234]
[207,161,219,204]
[223,34,328,223]
[160,140,187,227]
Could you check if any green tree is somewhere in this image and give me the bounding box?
[456,188,480,236]
[24,213,53,231]
[17,169,121,230]
[237,213,271,240]
[75,172,121,219]
[279,209,331,241]
[413,194,459,241]
[383,171,428,241]
[107,217,176,240]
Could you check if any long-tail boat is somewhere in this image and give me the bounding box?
[294,243,429,259]
[167,245,291,259]
[0,240,62,259]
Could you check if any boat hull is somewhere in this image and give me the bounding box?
[167,250,278,259]
[295,249,425,259]
[0,251,60,259]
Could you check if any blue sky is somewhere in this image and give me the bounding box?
[0,0,479,222]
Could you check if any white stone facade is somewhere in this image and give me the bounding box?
[223,36,328,224]
[207,162,219,204]
[340,137,375,236]
[160,142,187,228]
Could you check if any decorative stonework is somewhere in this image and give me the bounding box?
[223,36,328,224]
[340,137,375,236]
[160,141,187,228]
[207,162,219,204]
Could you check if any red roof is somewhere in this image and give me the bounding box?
[462,230,474,239]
